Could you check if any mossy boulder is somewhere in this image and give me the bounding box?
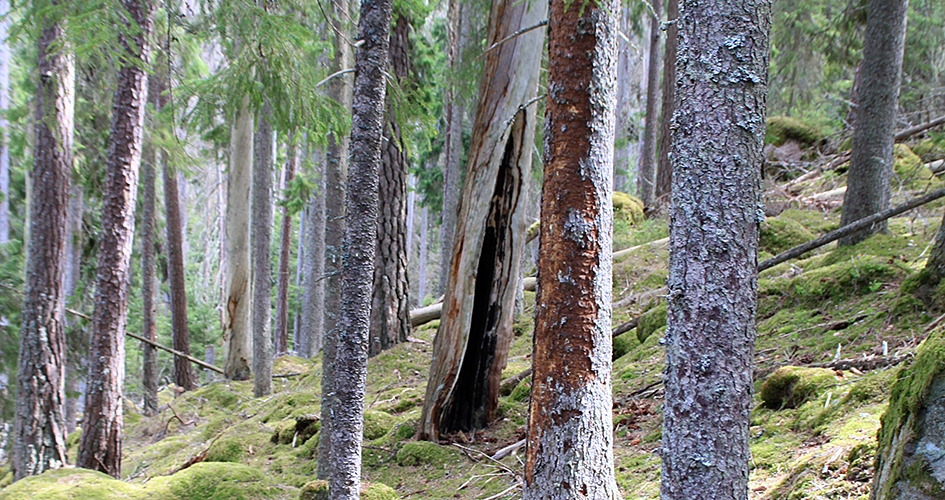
[613,191,644,223]
[613,331,635,360]
[871,328,945,500]
[636,302,667,344]
[765,116,822,147]
[152,462,282,500]
[892,144,943,191]
[911,137,945,161]
[0,468,140,500]
[760,366,837,410]
[363,410,396,440]
[205,434,245,463]
[509,376,532,402]
[299,480,398,500]
[395,441,456,466]
[760,215,815,255]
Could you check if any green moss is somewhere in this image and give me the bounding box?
[760,216,815,255]
[509,376,532,402]
[299,480,397,500]
[911,137,945,161]
[0,468,141,500]
[613,331,634,360]
[893,144,943,190]
[765,116,822,147]
[392,420,417,441]
[150,462,284,500]
[613,191,644,224]
[636,302,667,344]
[363,410,396,440]
[759,366,838,410]
[395,441,457,466]
[204,434,244,463]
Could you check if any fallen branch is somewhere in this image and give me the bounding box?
[409,302,442,328]
[613,316,641,337]
[491,439,526,461]
[809,354,910,372]
[499,367,532,396]
[894,115,945,142]
[759,186,945,271]
[126,331,224,375]
[170,432,224,475]
[613,237,669,263]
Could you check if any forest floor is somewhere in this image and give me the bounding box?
[2,136,945,500]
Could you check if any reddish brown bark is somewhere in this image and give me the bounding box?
[274,140,298,356]
[655,0,678,202]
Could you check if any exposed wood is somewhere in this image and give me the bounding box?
[409,303,442,328]
[126,331,225,375]
[492,439,526,460]
[893,115,945,142]
[759,186,945,271]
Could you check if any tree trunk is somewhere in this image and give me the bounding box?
[419,0,546,441]
[252,98,273,398]
[655,0,678,201]
[418,207,428,302]
[140,126,159,415]
[292,203,305,350]
[370,13,411,357]
[0,0,9,244]
[613,5,632,192]
[660,0,768,497]
[439,0,469,296]
[522,1,619,498]
[838,0,908,246]
[223,96,253,381]
[64,182,84,435]
[300,152,326,358]
[329,0,391,497]
[158,72,196,392]
[274,140,297,355]
[11,8,74,481]
[77,0,153,478]
[316,0,352,479]
[637,0,662,209]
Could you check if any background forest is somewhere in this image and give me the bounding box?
[0,0,943,498]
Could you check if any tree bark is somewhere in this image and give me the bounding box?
[522,1,619,498]
[328,0,392,498]
[370,13,412,357]
[252,98,273,398]
[317,0,352,480]
[0,0,9,244]
[223,96,253,381]
[925,212,945,282]
[660,0,768,497]
[838,0,909,246]
[64,182,84,435]
[655,0,678,201]
[613,5,633,192]
[77,0,153,478]
[419,0,546,441]
[158,72,196,392]
[637,0,662,209]
[140,124,159,416]
[299,154,325,358]
[12,7,73,481]
[274,139,298,355]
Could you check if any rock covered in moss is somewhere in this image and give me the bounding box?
[0,468,140,500]
[765,116,822,147]
[613,331,634,360]
[395,441,456,466]
[299,480,398,500]
[760,215,815,255]
[760,366,837,410]
[636,302,667,344]
[363,410,395,440]
[509,376,532,402]
[613,191,644,223]
[871,328,945,500]
[893,144,943,191]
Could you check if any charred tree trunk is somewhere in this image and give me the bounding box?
[419,0,546,441]
[522,0,619,498]
[77,0,153,478]
[637,0,662,209]
[328,0,392,497]
[158,72,196,392]
[370,13,411,357]
[12,8,73,481]
[252,97,273,398]
[655,0,678,201]
[838,0,908,246]
[223,96,253,381]
[274,140,298,355]
[140,125,159,415]
[660,0,768,497]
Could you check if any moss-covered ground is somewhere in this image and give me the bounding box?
[4,146,945,499]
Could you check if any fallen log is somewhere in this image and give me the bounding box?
[409,302,443,328]
[499,367,532,396]
[759,186,945,271]
[810,354,910,372]
[126,331,225,375]
[894,115,945,142]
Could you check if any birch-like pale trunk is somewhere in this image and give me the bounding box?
[419,0,546,440]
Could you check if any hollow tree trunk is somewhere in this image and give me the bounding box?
[77,0,153,478]
[522,1,619,498]
[419,0,546,441]
[637,0,662,209]
[274,140,298,355]
[12,7,74,481]
[655,0,678,201]
[252,97,273,398]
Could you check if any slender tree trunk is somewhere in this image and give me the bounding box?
[140,125,159,415]
[223,96,253,381]
[77,0,153,477]
[838,0,909,245]
[0,0,9,244]
[293,204,305,350]
[419,0,546,441]
[12,7,74,481]
[300,152,326,358]
[64,182,83,435]
[637,0,662,209]
[655,0,678,201]
[613,5,632,192]
[418,207,428,302]
[660,0,768,497]
[370,13,412,357]
[252,98,273,398]
[522,1,619,498]
[329,0,392,497]
[274,140,297,355]
[317,0,352,479]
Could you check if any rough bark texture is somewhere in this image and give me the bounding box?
[660,0,768,498]
[274,142,298,355]
[0,0,9,244]
[438,0,469,296]
[521,1,619,498]
[316,0,352,479]
[419,0,546,441]
[328,0,391,497]
[63,183,83,435]
[77,0,153,478]
[223,96,253,381]
[370,14,411,357]
[140,133,159,416]
[252,99,273,398]
[655,0,678,201]
[838,0,908,246]
[300,159,325,358]
[158,75,196,392]
[637,0,662,209]
[11,10,73,481]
